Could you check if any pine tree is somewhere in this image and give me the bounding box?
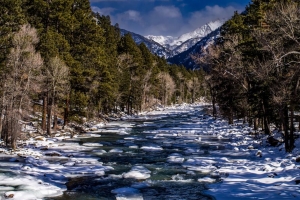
[0,0,24,70]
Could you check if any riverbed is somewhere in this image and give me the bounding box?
[0,103,299,200]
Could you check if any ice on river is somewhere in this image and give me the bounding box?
[0,173,64,199]
[167,153,185,163]
[123,165,151,180]
[1,103,300,200]
[111,187,143,200]
[140,144,163,151]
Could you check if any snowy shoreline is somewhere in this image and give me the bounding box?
[0,103,299,199]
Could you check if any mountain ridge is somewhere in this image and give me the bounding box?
[120,19,225,68]
[145,19,225,53]
[120,29,171,58]
[167,28,221,70]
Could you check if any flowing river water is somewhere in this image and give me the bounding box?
[47,104,243,200]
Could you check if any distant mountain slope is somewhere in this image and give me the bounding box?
[120,29,171,58]
[167,28,221,70]
[120,19,224,65]
[146,20,224,56]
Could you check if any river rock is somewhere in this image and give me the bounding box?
[4,192,14,199]
[40,146,48,151]
[44,151,62,156]
[34,136,46,141]
[256,150,262,157]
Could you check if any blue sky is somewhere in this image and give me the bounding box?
[90,0,250,37]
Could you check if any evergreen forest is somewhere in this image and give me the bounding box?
[195,0,300,152]
[0,0,204,149]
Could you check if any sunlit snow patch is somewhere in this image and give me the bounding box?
[0,173,64,200]
[141,145,163,151]
[109,148,123,153]
[167,153,185,163]
[123,166,151,180]
[111,187,143,200]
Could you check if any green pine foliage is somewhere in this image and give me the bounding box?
[0,0,202,144]
[197,0,300,152]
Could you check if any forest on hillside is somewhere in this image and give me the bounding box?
[0,0,205,149]
[194,0,300,152]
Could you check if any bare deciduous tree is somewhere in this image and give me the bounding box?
[45,56,69,136]
[255,1,300,151]
[158,72,176,105]
[0,24,43,149]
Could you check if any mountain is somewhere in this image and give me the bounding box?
[120,19,224,59]
[120,19,224,65]
[146,20,225,56]
[167,28,221,70]
[120,29,171,58]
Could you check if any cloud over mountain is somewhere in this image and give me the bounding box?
[91,1,247,37]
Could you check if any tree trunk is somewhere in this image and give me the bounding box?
[0,108,4,140]
[228,107,234,125]
[53,110,58,133]
[279,105,284,133]
[126,100,129,115]
[42,93,47,132]
[263,116,271,135]
[47,95,53,136]
[254,118,258,133]
[10,115,19,150]
[284,104,290,152]
[261,100,271,135]
[290,104,295,151]
[63,95,70,128]
[210,87,217,118]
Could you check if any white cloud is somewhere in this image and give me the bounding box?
[91,7,115,16]
[92,4,244,37]
[185,5,239,31]
[127,10,142,21]
[153,6,182,18]
[90,0,169,1]
[119,10,142,22]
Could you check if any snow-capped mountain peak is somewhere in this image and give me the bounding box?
[121,19,225,60]
[144,19,225,55]
[207,19,225,31]
[145,35,175,46]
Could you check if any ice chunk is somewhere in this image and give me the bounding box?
[198,177,216,183]
[123,166,151,180]
[112,187,143,199]
[141,145,163,151]
[82,143,103,147]
[109,148,123,153]
[167,153,185,163]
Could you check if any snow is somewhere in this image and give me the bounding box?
[112,187,143,200]
[0,131,114,199]
[137,103,300,199]
[0,102,300,199]
[123,166,151,180]
[145,35,175,46]
[109,148,124,153]
[167,153,185,163]
[140,144,163,151]
[145,19,225,56]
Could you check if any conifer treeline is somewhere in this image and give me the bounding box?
[0,0,204,148]
[195,0,300,152]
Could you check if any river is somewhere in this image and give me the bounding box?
[46,104,243,200]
